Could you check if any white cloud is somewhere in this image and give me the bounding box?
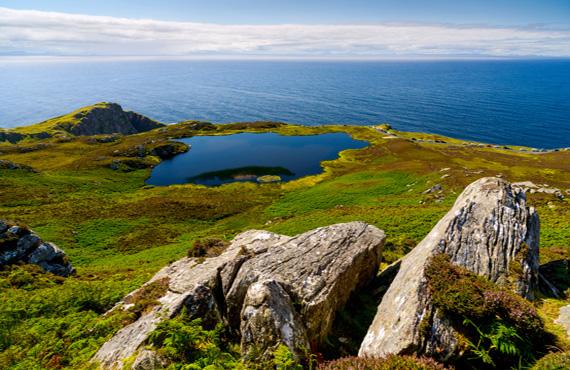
[0,7,569,58]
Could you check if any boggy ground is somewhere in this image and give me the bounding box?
[0,115,569,368]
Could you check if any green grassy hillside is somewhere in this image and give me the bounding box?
[0,109,569,368]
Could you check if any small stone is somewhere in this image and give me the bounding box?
[257,175,282,183]
[423,184,442,194]
[555,305,570,338]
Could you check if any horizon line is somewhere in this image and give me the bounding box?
[2,55,570,63]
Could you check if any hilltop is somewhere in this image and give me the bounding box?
[0,102,164,143]
[0,105,569,369]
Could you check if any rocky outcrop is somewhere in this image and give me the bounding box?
[0,220,75,276]
[0,130,25,143]
[359,177,539,359]
[62,103,163,136]
[125,111,164,133]
[150,141,190,159]
[93,222,385,369]
[1,103,164,143]
[0,159,36,172]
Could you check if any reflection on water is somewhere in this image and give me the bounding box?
[146,132,368,186]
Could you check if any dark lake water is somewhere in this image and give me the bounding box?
[146,132,368,186]
[1,59,569,148]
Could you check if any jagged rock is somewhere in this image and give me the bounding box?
[240,279,310,359]
[359,177,539,359]
[125,111,164,133]
[0,220,75,276]
[64,103,163,136]
[93,222,385,368]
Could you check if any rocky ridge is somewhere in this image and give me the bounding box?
[56,103,164,136]
[1,103,164,142]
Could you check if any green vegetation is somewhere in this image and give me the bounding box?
[317,355,448,369]
[531,351,570,369]
[1,106,569,368]
[147,313,241,369]
[9,103,117,136]
[425,254,549,368]
[187,165,293,183]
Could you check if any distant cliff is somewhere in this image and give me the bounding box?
[1,102,164,142]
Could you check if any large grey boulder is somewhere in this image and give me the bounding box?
[93,222,385,369]
[0,220,75,276]
[359,177,539,359]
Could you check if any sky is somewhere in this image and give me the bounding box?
[0,0,569,58]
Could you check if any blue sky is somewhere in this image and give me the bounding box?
[1,0,569,25]
[0,1,569,58]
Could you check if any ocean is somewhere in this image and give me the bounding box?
[0,59,568,148]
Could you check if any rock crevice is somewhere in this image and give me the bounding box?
[93,222,385,369]
[359,177,540,359]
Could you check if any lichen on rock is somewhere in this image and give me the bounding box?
[0,220,75,276]
[93,222,385,369]
[359,177,540,361]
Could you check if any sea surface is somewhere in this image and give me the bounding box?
[0,59,569,148]
[146,132,368,186]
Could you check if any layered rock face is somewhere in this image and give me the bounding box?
[62,103,163,136]
[0,220,75,276]
[359,177,539,359]
[93,222,385,369]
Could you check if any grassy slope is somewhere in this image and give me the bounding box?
[0,120,569,368]
[8,103,116,136]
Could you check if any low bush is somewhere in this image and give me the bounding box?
[123,277,169,318]
[147,311,241,369]
[425,254,546,368]
[188,238,229,258]
[317,354,448,370]
[531,351,570,369]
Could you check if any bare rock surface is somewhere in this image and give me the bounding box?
[359,177,539,359]
[0,220,74,276]
[93,222,385,369]
[65,103,163,136]
[555,305,570,338]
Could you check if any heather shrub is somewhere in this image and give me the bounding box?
[425,254,546,368]
[188,237,229,258]
[317,355,448,370]
[531,351,570,370]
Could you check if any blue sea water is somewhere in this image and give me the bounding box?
[0,59,568,148]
